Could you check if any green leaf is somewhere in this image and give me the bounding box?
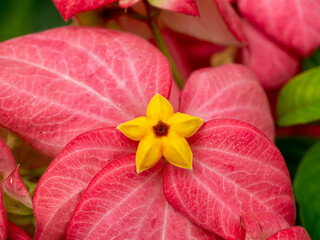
[294,141,320,239]
[303,48,320,71]
[277,67,320,126]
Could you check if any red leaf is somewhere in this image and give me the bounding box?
[241,20,300,89]
[33,128,137,240]
[238,0,320,56]
[164,119,294,239]
[53,0,118,20]
[267,226,311,240]
[7,220,31,240]
[0,191,6,240]
[2,167,32,209]
[66,155,219,239]
[0,138,16,180]
[148,0,199,16]
[240,212,289,240]
[180,64,275,140]
[161,0,243,46]
[0,27,171,157]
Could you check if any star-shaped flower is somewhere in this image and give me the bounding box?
[117,94,203,173]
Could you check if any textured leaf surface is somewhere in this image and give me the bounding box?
[164,119,294,239]
[2,167,32,209]
[53,0,118,20]
[0,26,171,157]
[33,128,137,240]
[67,155,219,239]
[294,142,320,240]
[241,20,299,89]
[161,0,243,46]
[0,138,16,180]
[0,191,6,240]
[7,220,31,240]
[180,64,274,140]
[148,0,199,16]
[267,226,311,240]
[238,0,320,56]
[277,67,320,126]
[241,212,289,240]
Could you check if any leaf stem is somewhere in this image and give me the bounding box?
[145,3,185,89]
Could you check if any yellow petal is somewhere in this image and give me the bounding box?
[117,117,151,141]
[136,134,162,173]
[146,94,174,121]
[162,133,192,170]
[167,112,204,138]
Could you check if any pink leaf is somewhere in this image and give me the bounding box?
[2,167,32,209]
[161,0,243,46]
[0,26,171,157]
[0,138,16,181]
[241,20,300,89]
[7,220,31,240]
[0,191,5,240]
[33,128,137,240]
[238,0,320,56]
[267,226,311,240]
[52,0,118,20]
[164,119,294,239]
[240,212,289,240]
[148,0,199,16]
[66,155,219,240]
[180,64,275,140]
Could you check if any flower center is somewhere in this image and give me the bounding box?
[152,121,169,137]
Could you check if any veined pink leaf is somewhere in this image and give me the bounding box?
[33,128,137,240]
[240,212,289,240]
[267,226,311,240]
[164,119,294,239]
[241,20,300,89]
[0,138,16,181]
[180,64,275,140]
[7,220,31,240]
[238,0,320,56]
[2,167,32,209]
[0,191,6,240]
[52,0,118,20]
[161,0,243,46]
[67,155,219,240]
[0,26,171,157]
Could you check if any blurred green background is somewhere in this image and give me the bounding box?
[0,0,67,41]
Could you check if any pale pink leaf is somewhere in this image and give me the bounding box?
[52,0,118,20]
[7,220,31,240]
[0,191,6,240]
[238,0,320,56]
[0,26,171,157]
[267,226,311,240]
[164,119,294,239]
[0,138,16,181]
[161,0,243,46]
[180,64,275,140]
[2,167,32,209]
[240,212,289,240]
[33,128,137,240]
[149,0,199,16]
[66,155,219,240]
[241,20,300,89]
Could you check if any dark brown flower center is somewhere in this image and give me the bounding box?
[152,121,169,137]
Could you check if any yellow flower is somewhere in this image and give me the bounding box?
[117,94,203,173]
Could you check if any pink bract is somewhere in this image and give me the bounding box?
[52,0,199,21]
[241,20,300,89]
[0,191,5,240]
[0,27,171,157]
[7,220,31,240]
[0,138,16,180]
[238,0,320,56]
